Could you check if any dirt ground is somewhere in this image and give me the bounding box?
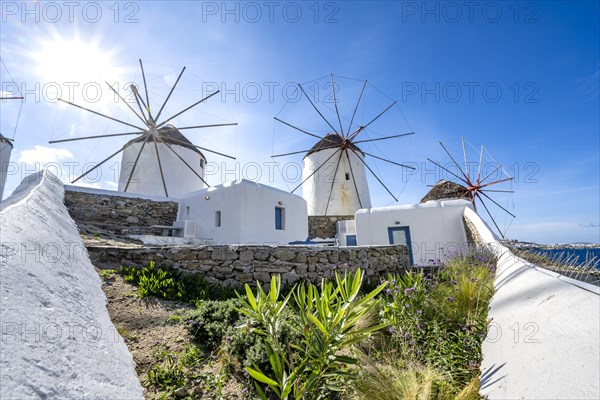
[99,271,194,397]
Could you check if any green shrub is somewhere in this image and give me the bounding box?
[118,261,236,302]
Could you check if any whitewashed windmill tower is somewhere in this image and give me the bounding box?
[273,75,415,216]
[302,133,371,215]
[0,77,23,199]
[49,60,236,197]
[0,133,13,199]
[117,125,207,198]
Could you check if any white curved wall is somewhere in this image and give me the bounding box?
[0,170,143,399]
[302,147,371,216]
[464,207,600,399]
[118,141,206,198]
[0,138,12,199]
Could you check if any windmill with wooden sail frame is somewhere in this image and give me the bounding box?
[48,59,237,198]
[272,74,416,216]
[427,137,515,238]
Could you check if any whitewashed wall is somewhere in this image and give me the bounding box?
[355,199,472,264]
[177,179,308,245]
[0,136,12,200]
[302,148,371,216]
[118,141,206,198]
[0,170,143,399]
[465,207,600,399]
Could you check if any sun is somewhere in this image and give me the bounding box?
[32,33,124,89]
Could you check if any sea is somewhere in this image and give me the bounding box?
[529,248,600,268]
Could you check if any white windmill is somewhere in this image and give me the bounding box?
[273,75,415,216]
[0,58,23,199]
[49,60,237,198]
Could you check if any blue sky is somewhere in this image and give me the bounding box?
[1,1,598,244]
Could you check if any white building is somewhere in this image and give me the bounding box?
[340,199,473,265]
[118,125,206,198]
[0,133,13,200]
[302,134,371,216]
[175,179,308,245]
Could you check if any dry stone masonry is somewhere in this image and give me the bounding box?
[64,190,178,235]
[308,215,354,239]
[88,244,409,287]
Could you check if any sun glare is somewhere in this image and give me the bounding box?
[33,35,123,85]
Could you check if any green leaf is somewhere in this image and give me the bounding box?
[245,284,257,311]
[246,366,279,387]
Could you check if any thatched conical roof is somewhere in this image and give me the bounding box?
[126,125,205,158]
[304,133,364,158]
[0,133,13,147]
[420,179,468,203]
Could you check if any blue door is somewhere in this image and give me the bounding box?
[388,226,414,266]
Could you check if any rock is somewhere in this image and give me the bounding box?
[211,247,238,261]
[236,273,254,283]
[126,216,139,224]
[282,271,300,284]
[239,250,254,262]
[253,271,270,283]
[274,249,296,261]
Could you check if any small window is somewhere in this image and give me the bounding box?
[185,206,190,217]
[275,207,285,230]
[215,211,221,227]
[200,159,205,168]
[345,172,350,180]
[346,235,357,246]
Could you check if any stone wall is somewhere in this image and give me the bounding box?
[308,215,354,239]
[463,215,484,246]
[64,190,178,235]
[88,244,409,287]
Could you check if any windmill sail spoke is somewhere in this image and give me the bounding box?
[155,66,186,122]
[330,74,344,137]
[461,136,470,181]
[350,148,398,202]
[166,137,236,160]
[477,145,484,183]
[427,158,469,185]
[139,59,152,120]
[131,85,151,119]
[483,189,515,193]
[363,151,416,170]
[347,80,367,134]
[49,131,145,144]
[163,142,210,187]
[324,150,345,215]
[439,141,470,183]
[273,117,324,140]
[157,91,219,128]
[272,145,339,158]
[105,81,147,125]
[479,164,503,184]
[71,145,126,184]
[124,134,152,192]
[362,101,397,131]
[177,123,238,130]
[479,190,516,218]
[291,148,342,193]
[128,85,149,122]
[57,98,146,131]
[345,149,363,209]
[298,83,340,137]
[153,139,169,197]
[353,132,415,144]
[480,176,513,188]
[476,193,504,238]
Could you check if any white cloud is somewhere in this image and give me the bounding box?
[579,222,600,228]
[17,145,74,164]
